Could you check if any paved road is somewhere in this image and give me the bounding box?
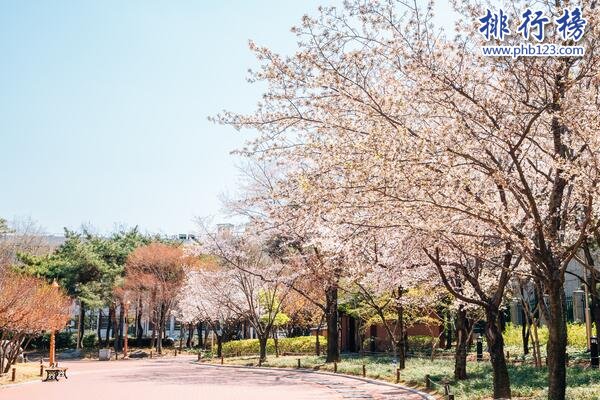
[0,356,432,400]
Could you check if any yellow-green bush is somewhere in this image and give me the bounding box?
[566,323,588,348]
[503,323,586,348]
[221,336,326,356]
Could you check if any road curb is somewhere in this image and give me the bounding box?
[195,361,436,400]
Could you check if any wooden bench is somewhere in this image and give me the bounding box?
[43,367,68,382]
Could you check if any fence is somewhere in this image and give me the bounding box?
[425,374,454,399]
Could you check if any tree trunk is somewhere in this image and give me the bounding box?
[258,336,268,362]
[179,324,184,351]
[396,288,406,369]
[197,322,203,348]
[77,302,85,349]
[454,307,468,380]
[216,334,223,358]
[531,321,542,368]
[150,306,157,351]
[97,309,104,348]
[582,241,600,342]
[485,309,511,399]
[591,272,600,339]
[585,257,600,340]
[521,313,530,355]
[315,313,324,356]
[444,310,453,350]
[545,284,568,400]
[116,303,124,352]
[203,324,209,348]
[186,324,194,347]
[112,304,121,354]
[157,303,166,354]
[105,305,114,348]
[273,330,279,357]
[136,298,144,345]
[325,285,339,363]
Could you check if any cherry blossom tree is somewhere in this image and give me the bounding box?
[178,269,244,357]
[216,1,600,398]
[187,226,292,362]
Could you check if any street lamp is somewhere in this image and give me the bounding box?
[49,279,59,367]
[123,300,130,359]
[476,335,483,362]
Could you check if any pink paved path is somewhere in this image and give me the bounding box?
[0,356,432,400]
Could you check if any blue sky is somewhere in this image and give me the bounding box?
[0,1,454,236]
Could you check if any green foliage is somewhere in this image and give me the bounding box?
[82,333,97,349]
[219,354,600,400]
[16,228,150,308]
[0,218,10,235]
[407,335,435,350]
[566,323,589,348]
[258,289,290,327]
[29,332,76,350]
[503,323,587,348]
[221,336,326,356]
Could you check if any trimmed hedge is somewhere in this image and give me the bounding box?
[221,336,326,357]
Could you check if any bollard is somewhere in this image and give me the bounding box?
[174,349,177,357]
[333,362,337,373]
[197,353,201,361]
[297,358,301,368]
[150,350,153,359]
[11,368,16,382]
[40,365,44,377]
[591,337,599,369]
[425,374,431,389]
[444,380,455,400]
[221,355,224,365]
[362,364,366,377]
[396,368,400,383]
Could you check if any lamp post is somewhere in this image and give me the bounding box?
[123,300,130,359]
[49,279,59,367]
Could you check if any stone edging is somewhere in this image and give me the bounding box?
[196,361,437,400]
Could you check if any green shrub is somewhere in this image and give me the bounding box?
[503,323,586,348]
[29,332,76,350]
[221,336,326,357]
[82,333,97,348]
[407,335,434,350]
[566,323,588,348]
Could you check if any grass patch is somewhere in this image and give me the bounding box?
[204,353,600,400]
[0,362,42,385]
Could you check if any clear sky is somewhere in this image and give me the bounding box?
[0,1,454,236]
